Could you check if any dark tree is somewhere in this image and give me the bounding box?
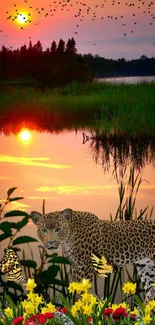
[57,39,65,53]
[51,41,57,53]
[66,38,77,54]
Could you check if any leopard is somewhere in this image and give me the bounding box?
[30,208,155,302]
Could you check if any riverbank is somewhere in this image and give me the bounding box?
[0,82,155,136]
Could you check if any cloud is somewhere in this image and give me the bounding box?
[27,196,51,200]
[36,185,117,195]
[0,176,18,180]
[80,36,155,46]
[4,201,31,211]
[0,156,72,169]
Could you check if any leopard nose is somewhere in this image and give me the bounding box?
[44,240,60,249]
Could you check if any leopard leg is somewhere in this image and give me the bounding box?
[135,257,155,303]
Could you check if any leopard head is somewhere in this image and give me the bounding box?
[30,208,73,249]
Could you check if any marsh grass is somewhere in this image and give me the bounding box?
[0,82,155,136]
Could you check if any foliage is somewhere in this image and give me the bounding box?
[0,188,72,307]
[0,171,153,307]
[0,278,155,325]
[0,82,155,137]
[0,39,92,88]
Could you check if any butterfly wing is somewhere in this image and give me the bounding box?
[92,253,113,277]
[0,248,13,274]
[0,247,25,283]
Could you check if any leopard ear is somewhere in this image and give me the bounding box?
[30,211,42,225]
[61,208,72,221]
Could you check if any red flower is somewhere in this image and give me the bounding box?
[88,317,92,323]
[13,316,24,325]
[112,307,128,321]
[44,312,55,319]
[26,316,35,321]
[59,307,68,313]
[103,308,113,316]
[130,313,136,319]
[34,314,46,324]
[24,320,37,325]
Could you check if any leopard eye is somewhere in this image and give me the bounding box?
[55,227,62,233]
[40,227,48,235]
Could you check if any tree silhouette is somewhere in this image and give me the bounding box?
[51,41,57,53]
[0,37,154,88]
[57,39,65,53]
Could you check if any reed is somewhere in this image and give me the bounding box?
[0,82,155,136]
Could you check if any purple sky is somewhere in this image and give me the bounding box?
[0,0,155,59]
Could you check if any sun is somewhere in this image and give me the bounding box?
[19,129,31,142]
[17,13,28,25]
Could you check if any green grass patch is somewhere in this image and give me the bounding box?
[0,81,155,136]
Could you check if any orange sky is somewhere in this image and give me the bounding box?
[0,128,154,220]
[0,0,155,59]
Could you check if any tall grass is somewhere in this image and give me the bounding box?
[0,82,155,136]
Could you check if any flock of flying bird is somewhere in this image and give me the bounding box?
[0,0,155,48]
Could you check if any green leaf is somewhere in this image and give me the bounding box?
[7,187,17,197]
[12,236,38,245]
[4,294,17,318]
[0,217,29,231]
[134,294,145,313]
[47,256,71,265]
[38,265,60,286]
[21,260,37,268]
[4,210,29,218]
[9,197,24,202]
[61,296,79,325]
[97,295,112,321]
[0,222,12,235]
[6,281,23,291]
[14,216,29,230]
[0,233,12,241]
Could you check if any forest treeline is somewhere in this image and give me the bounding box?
[83,53,155,78]
[0,38,155,88]
[0,38,92,88]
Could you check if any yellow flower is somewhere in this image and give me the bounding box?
[145,300,155,312]
[122,282,136,295]
[132,307,139,316]
[118,302,130,312]
[142,314,152,324]
[24,278,37,292]
[82,303,93,316]
[68,279,91,295]
[111,304,118,311]
[41,307,48,314]
[4,307,13,318]
[68,282,78,294]
[75,300,85,311]
[71,304,78,317]
[46,302,56,313]
[23,301,35,315]
[81,279,91,292]
[27,292,44,308]
[81,293,92,303]
[145,304,151,314]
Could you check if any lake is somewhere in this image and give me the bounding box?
[95,75,155,84]
[0,124,154,301]
[0,128,154,221]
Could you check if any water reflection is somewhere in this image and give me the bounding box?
[0,120,154,219]
[19,129,31,143]
[82,132,155,171]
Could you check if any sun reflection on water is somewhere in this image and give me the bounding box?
[18,128,31,143]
